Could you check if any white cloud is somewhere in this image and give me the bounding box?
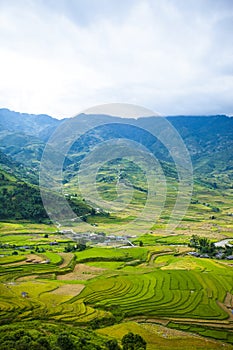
[0,0,232,117]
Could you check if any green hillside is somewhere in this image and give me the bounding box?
[0,168,94,222]
[0,169,48,221]
[0,150,38,184]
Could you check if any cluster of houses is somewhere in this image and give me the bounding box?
[60,229,136,246]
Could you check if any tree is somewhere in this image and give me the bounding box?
[57,333,75,350]
[198,237,210,253]
[121,332,146,350]
[134,334,146,349]
[77,242,87,251]
[64,243,72,252]
[2,188,7,196]
[91,208,96,215]
[189,234,199,248]
[105,339,121,350]
[212,207,220,213]
[37,337,51,349]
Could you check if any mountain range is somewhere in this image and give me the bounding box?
[0,108,232,176]
[0,108,232,221]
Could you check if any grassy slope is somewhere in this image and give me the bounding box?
[0,167,95,222]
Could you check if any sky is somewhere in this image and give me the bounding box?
[0,0,233,118]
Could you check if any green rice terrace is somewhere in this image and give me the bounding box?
[1,218,233,349]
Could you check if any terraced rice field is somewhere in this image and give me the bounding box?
[1,223,233,344]
[0,278,109,325]
[75,268,232,320]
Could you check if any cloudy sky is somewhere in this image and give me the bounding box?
[0,0,232,118]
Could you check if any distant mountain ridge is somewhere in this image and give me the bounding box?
[0,108,61,139]
[0,108,232,183]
